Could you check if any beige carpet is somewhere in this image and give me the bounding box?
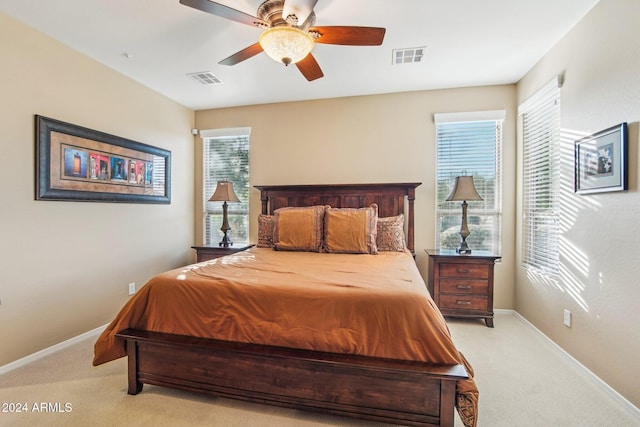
[1,312,638,427]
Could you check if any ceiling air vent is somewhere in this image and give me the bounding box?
[392,47,425,65]
[188,71,223,85]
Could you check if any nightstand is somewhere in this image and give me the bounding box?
[426,249,500,327]
[191,244,253,262]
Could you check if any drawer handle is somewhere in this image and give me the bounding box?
[456,300,472,305]
[456,285,472,289]
[456,268,470,273]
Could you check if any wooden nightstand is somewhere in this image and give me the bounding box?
[426,249,500,327]
[191,244,253,262]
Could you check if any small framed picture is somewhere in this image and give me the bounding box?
[574,123,628,194]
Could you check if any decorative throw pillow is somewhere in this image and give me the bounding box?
[323,204,378,254]
[377,214,406,252]
[257,214,275,248]
[273,205,326,252]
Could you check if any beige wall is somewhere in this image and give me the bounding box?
[516,0,640,407]
[195,85,517,311]
[0,14,195,366]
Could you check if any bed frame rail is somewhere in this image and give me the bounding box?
[116,328,466,427]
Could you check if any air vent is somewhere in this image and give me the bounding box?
[392,47,425,65]
[187,71,223,85]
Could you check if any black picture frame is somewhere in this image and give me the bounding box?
[574,123,628,195]
[35,115,171,203]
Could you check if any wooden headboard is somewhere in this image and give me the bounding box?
[254,183,421,252]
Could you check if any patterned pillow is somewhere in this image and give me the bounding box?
[324,204,378,254]
[273,205,326,252]
[376,214,406,252]
[257,214,275,248]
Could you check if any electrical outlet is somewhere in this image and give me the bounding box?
[128,282,136,296]
[563,309,571,327]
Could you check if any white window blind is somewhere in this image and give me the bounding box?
[202,129,250,246]
[519,77,561,276]
[435,111,504,254]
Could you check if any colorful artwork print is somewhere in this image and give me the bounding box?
[110,157,128,181]
[135,161,146,185]
[89,152,110,180]
[126,160,146,185]
[63,148,88,178]
[145,161,153,185]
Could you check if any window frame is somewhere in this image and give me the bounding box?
[518,76,562,277]
[434,110,505,255]
[201,127,251,246]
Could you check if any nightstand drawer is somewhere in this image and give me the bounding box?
[440,278,488,295]
[439,263,490,279]
[439,295,488,311]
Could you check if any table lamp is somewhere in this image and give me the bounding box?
[209,180,240,247]
[446,175,483,254]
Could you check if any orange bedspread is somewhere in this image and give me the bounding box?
[93,248,478,426]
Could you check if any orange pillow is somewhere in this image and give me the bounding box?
[273,206,325,252]
[324,204,378,254]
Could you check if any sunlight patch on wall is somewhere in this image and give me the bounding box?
[541,128,606,313]
[560,237,590,277]
[526,267,563,292]
[558,240,590,312]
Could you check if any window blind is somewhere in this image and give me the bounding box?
[519,77,561,276]
[203,132,250,245]
[435,111,504,254]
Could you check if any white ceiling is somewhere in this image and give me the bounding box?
[0,0,599,111]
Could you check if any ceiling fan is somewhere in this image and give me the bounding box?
[179,0,386,81]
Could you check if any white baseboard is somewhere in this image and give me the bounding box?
[0,324,107,375]
[507,310,640,420]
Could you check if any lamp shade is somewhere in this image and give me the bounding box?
[446,176,483,202]
[209,181,240,203]
[259,26,315,66]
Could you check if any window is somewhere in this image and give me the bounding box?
[201,128,250,246]
[519,77,561,276]
[435,111,504,254]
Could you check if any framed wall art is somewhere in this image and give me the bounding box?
[574,122,628,195]
[35,115,171,203]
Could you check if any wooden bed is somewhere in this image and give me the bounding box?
[115,183,470,427]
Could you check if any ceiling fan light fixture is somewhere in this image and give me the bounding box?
[259,27,314,66]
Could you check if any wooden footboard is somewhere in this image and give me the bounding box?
[116,329,467,427]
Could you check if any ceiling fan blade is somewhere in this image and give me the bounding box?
[219,43,264,66]
[311,26,386,46]
[296,53,324,81]
[179,0,266,27]
[282,0,318,24]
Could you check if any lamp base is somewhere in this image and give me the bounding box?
[218,200,233,248]
[456,237,472,254]
[456,201,472,254]
[219,233,233,248]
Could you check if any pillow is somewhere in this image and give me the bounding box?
[257,214,275,248]
[323,204,378,254]
[376,214,406,252]
[273,205,326,252]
